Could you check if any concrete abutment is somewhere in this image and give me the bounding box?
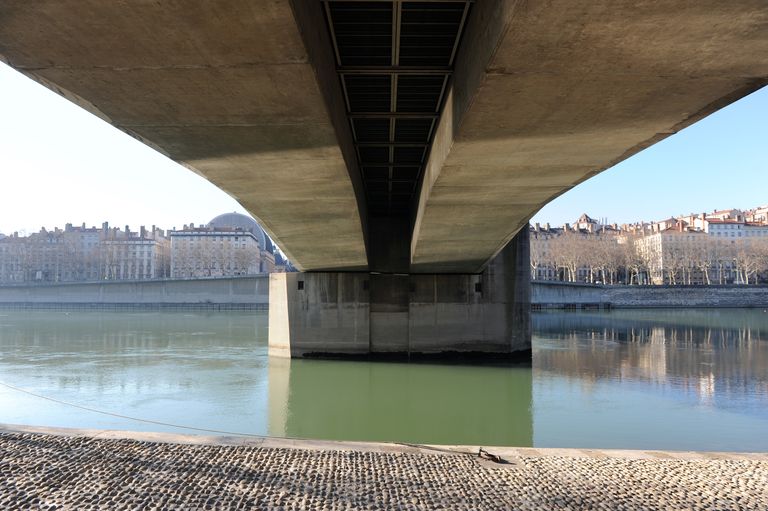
[268,230,531,360]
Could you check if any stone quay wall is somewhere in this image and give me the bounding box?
[532,281,768,309]
[3,277,767,310]
[0,276,269,309]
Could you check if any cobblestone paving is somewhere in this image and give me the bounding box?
[0,432,766,510]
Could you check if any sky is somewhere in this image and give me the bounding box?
[532,85,768,227]
[0,62,249,236]
[0,61,766,236]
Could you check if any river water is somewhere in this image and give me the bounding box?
[0,309,766,452]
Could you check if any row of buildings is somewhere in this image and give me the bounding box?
[531,205,768,285]
[0,213,292,284]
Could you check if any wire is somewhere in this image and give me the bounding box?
[0,379,267,438]
[394,441,476,457]
[0,379,483,458]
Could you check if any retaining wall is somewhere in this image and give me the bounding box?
[3,278,767,311]
[0,276,269,309]
[532,281,768,308]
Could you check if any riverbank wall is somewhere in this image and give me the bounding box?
[532,281,768,309]
[0,276,269,310]
[1,278,767,310]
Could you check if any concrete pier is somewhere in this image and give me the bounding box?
[269,230,531,360]
[0,424,766,510]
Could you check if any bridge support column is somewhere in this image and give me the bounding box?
[268,229,531,361]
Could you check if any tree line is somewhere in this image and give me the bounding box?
[531,231,768,285]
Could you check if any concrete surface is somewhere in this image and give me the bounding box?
[411,0,768,272]
[269,230,531,359]
[0,1,368,271]
[0,424,766,510]
[2,2,765,275]
[0,276,269,306]
[532,282,768,308]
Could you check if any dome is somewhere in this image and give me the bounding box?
[208,212,272,252]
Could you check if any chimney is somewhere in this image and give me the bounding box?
[125,225,130,235]
[140,226,147,238]
[564,223,570,231]
[65,223,72,232]
[534,222,540,231]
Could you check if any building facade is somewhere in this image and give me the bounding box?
[169,213,278,279]
[0,213,291,285]
[531,205,768,285]
[0,223,169,284]
[100,225,170,281]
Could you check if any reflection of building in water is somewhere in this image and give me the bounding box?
[621,327,668,383]
[534,311,768,414]
[698,373,716,405]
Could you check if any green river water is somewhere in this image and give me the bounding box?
[0,309,766,451]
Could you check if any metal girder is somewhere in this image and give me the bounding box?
[323,0,472,217]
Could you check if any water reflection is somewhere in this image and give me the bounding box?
[268,357,533,446]
[0,311,532,446]
[534,310,768,415]
[0,311,271,436]
[532,310,768,451]
[0,309,767,451]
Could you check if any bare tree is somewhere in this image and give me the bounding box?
[581,236,602,284]
[694,238,721,285]
[621,236,645,285]
[236,246,257,275]
[550,231,588,282]
[600,239,624,285]
[756,238,768,284]
[733,239,762,285]
[530,233,545,281]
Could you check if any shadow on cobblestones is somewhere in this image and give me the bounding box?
[0,433,766,510]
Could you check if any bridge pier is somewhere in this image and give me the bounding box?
[268,229,531,361]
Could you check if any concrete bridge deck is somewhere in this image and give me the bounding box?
[1,425,766,510]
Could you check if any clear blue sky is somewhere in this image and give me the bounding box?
[0,61,765,235]
[531,86,768,227]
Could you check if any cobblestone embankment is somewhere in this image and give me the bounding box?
[0,427,766,510]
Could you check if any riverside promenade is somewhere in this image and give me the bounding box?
[0,425,766,510]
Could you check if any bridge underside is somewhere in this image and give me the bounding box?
[412,0,768,272]
[1,0,765,273]
[1,1,765,358]
[0,1,368,272]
